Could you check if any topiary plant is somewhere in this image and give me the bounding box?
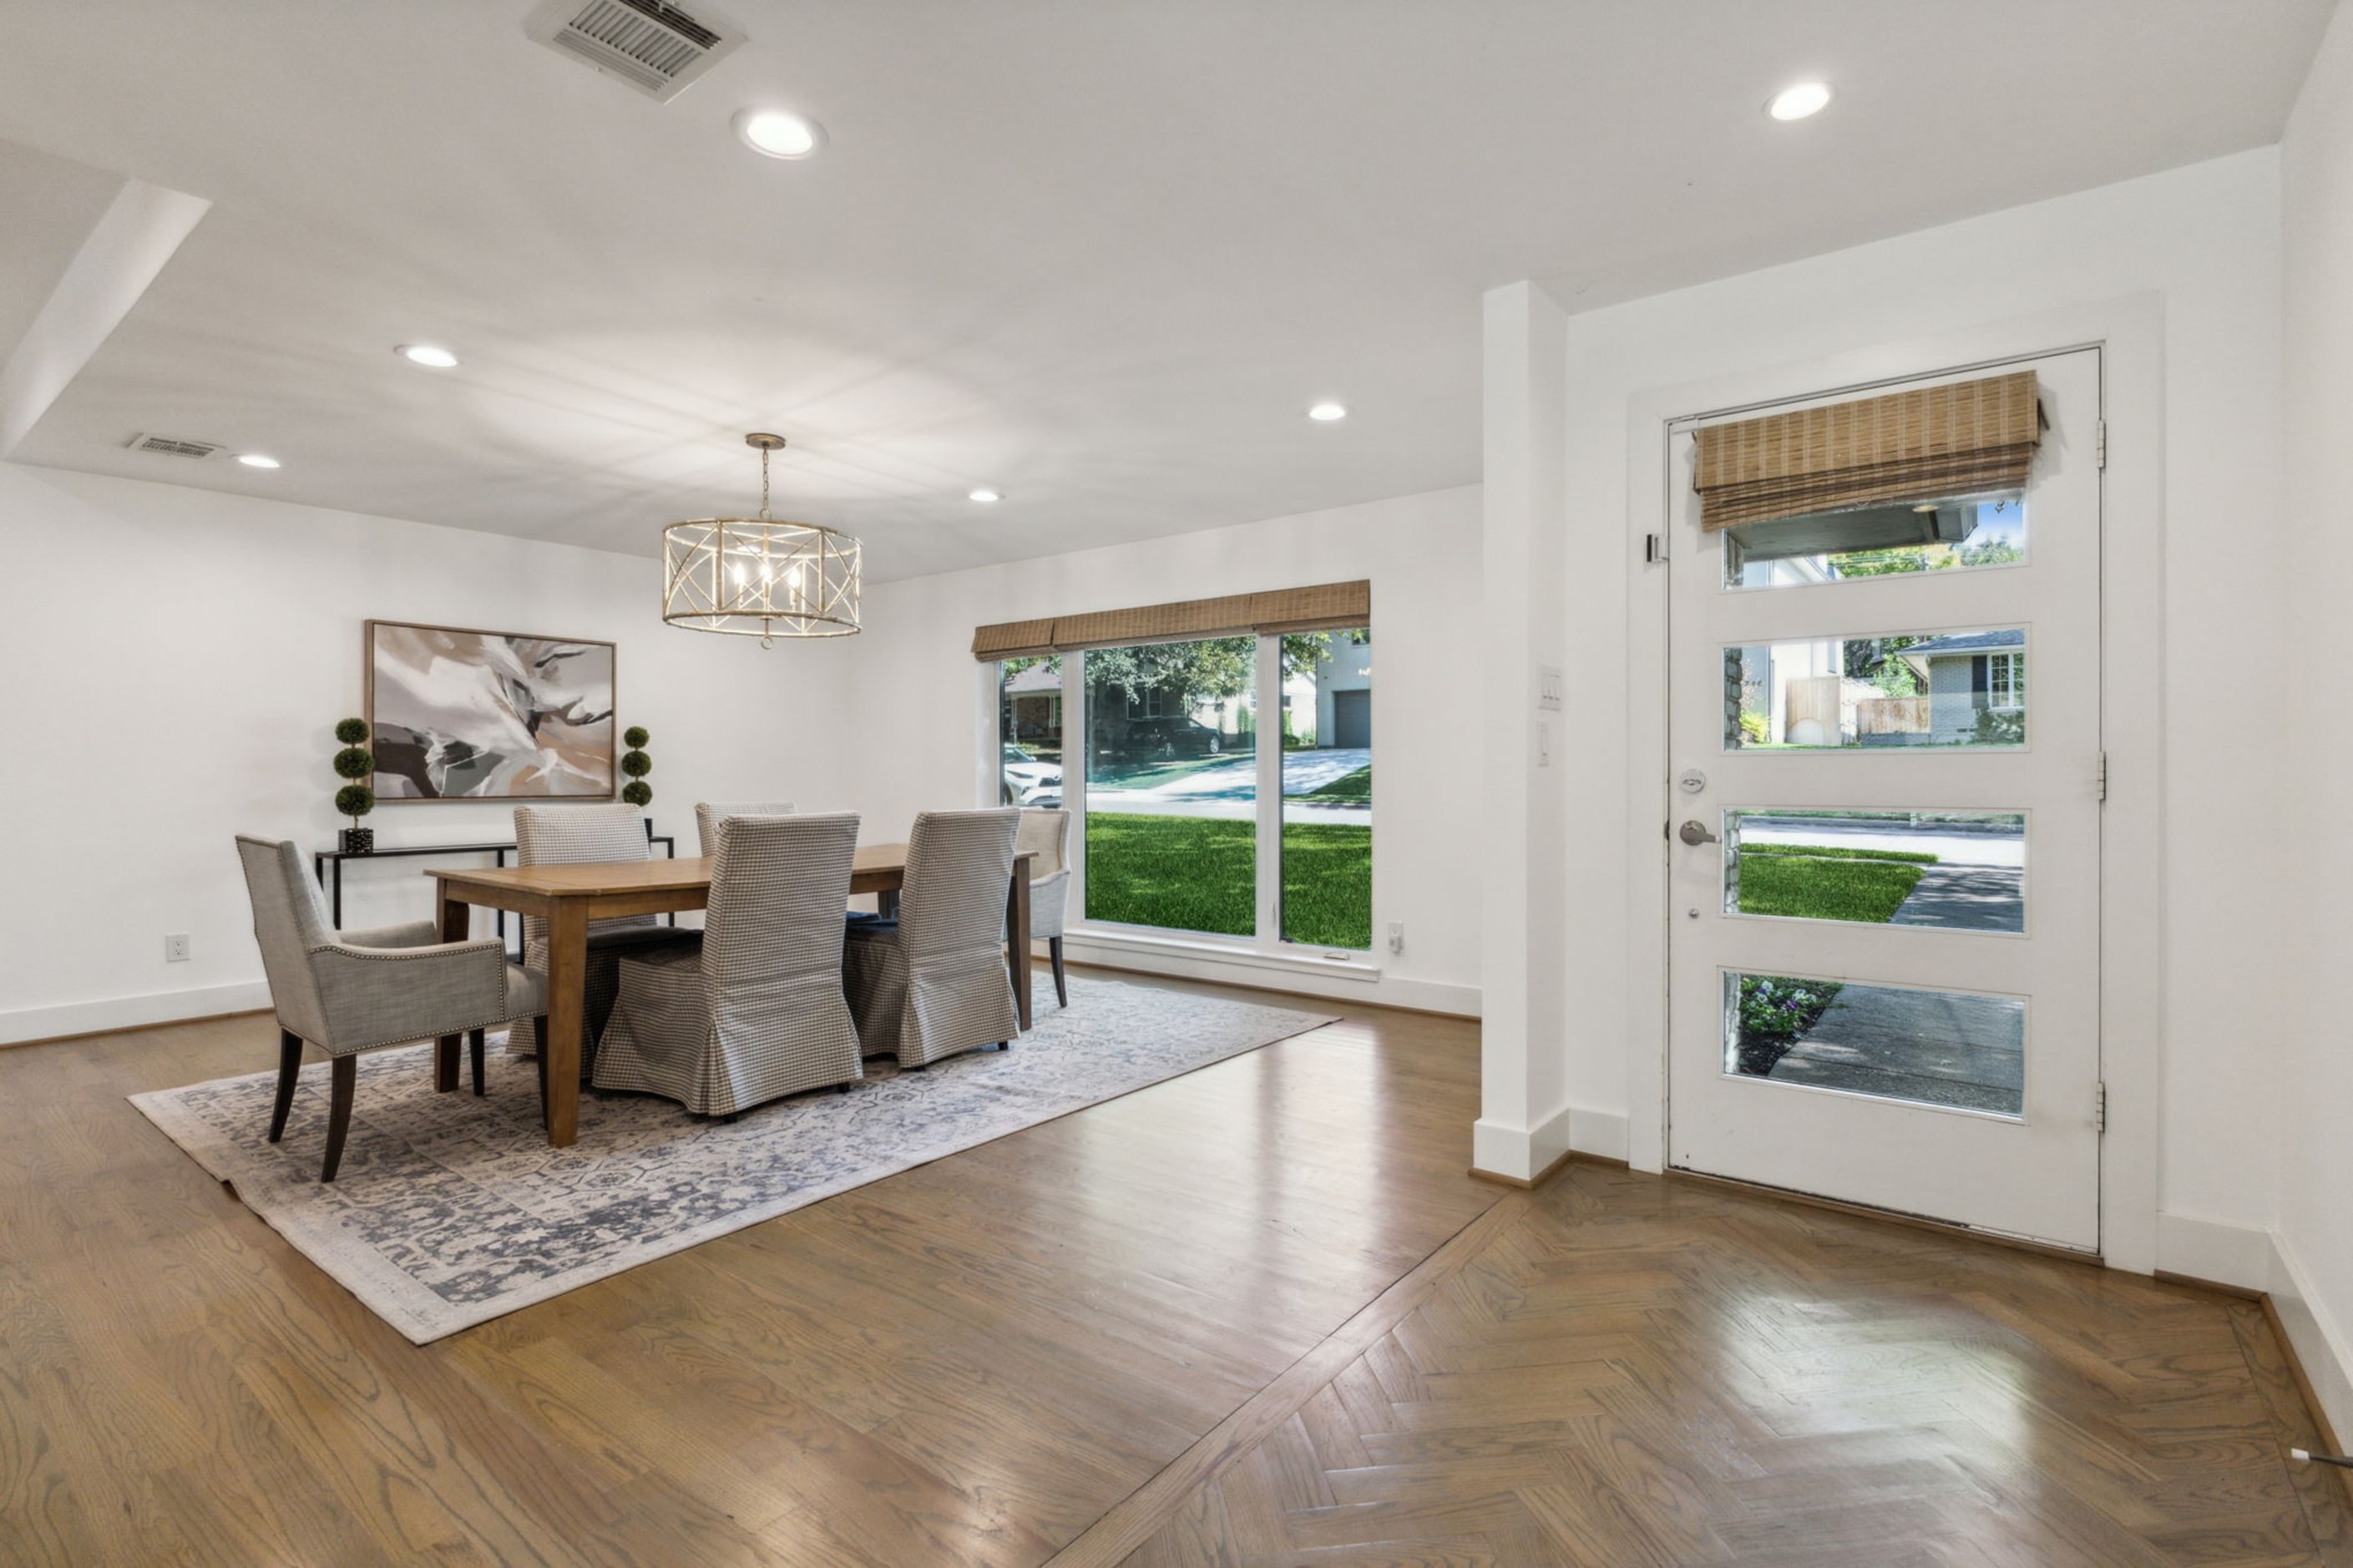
[619,725,653,807]
[331,716,376,851]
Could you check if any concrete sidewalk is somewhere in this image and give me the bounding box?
[1769,984,2024,1115]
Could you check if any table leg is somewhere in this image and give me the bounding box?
[1007,869,1033,1033]
[331,859,345,928]
[434,888,468,1092]
[542,900,587,1147]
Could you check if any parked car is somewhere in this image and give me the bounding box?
[1000,745,1062,807]
[1098,716,1231,760]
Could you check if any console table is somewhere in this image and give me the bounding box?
[312,828,678,932]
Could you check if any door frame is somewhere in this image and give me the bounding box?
[1621,296,2163,1273]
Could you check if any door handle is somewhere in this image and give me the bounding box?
[1677,820,1720,847]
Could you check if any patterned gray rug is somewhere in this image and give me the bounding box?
[132,976,1333,1343]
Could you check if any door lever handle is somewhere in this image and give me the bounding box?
[1677,820,1720,847]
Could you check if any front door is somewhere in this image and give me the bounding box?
[1666,348,2103,1250]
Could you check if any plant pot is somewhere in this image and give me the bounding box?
[340,827,375,855]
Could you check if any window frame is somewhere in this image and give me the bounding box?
[994,629,1373,961]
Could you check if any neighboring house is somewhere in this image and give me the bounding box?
[1002,661,1063,744]
[1897,629,2027,742]
[1304,638,1371,749]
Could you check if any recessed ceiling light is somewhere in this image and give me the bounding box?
[397,343,459,368]
[237,453,281,469]
[969,488,1002,503]
[1767,82,1833,121]
[735,109,826,159]
[1308,402,1348,422]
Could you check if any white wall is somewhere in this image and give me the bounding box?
[2277,0,2353,1447]
[1481,152,2291,1257]
[0,461,854,1044]
[842,485,1484,1017]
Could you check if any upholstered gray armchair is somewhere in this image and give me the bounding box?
[843,809,1022,1069]
[511,803,697,1074]
[1016,808,1071,1007]
[597,812,863,1116]
[235,836,548,1181]
[695,799,796,857]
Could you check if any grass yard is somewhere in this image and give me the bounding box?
[1084,813,1373,950]
[1297,764,1372,803]
[1743,841,1936,865]
[1737,842,1932,924]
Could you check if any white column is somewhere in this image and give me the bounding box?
[1475,281,1572,1181]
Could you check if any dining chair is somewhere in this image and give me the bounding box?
[695,799,796,857]
[1016,808,1072,1008]
[235,836,548,1181]
[843,808,1022,1069]
[511,803,697,1076]
[595,812,863,1116]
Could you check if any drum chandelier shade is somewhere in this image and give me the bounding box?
[662,433,861,645]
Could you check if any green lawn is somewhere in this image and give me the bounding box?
[1297,765,1372,804]
[1084,813,1372,950]
[1737,850,1925,923]
[1743,841,1936,865]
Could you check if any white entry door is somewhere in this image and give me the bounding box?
[1666,348,2103,1251]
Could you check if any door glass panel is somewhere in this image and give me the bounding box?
[1723,493,2026,589]
[1724,627,2027,751]
[1724,970,2025,1118]
[1279,629,1373,950]
[1723,809,2025,933]
[1082,637,1257,937]
[996,657,1064,807]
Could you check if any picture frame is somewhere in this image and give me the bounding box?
[363,620,618,802]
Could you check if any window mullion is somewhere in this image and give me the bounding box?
[1255,633,1281,949]
[1065,650,1087,921]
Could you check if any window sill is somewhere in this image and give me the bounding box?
[1062,925,1383,984]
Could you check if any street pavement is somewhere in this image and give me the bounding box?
[1083,747,1370,824]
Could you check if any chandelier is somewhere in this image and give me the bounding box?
[662,432,861,645]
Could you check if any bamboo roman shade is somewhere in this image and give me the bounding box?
[1693,370,2043,532]
[971,579,1370,660]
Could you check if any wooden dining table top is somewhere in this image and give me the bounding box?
[423,843,1032,903]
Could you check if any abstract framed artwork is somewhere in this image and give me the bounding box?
[365,621,617,801]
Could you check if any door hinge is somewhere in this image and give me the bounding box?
[2096,1080,2108,1135]
[2096,751,2108,802]
[2095,420,2108,470]
[1644,532,1666,564]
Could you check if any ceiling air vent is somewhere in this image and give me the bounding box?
[525,0,745,104]
[124,433,222,459]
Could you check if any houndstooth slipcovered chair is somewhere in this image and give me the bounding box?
[235,836,548,1181]
[695,800,796,857]
[843,808,1022,1069]
[511,803,697,1074]
[1016,808,1071,1008]
[595,812,863,1116]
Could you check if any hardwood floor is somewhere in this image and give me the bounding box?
[3,970,2345,1565]
[1099,1166,2353,1567]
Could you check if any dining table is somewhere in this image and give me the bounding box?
[423,842,1035,1147]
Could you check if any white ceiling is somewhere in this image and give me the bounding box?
[0,1,2330,580]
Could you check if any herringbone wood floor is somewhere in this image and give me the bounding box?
[6,968,2347,1565]
[1096,1165,2353,1567]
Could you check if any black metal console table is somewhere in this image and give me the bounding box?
[311,825,679,933]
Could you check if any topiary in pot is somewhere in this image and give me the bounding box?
[619,726,653,808]
[331,717,377,852]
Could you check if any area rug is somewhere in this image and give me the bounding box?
[131,976,1334,1343]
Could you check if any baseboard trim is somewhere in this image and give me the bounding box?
[2153,1268,2266,1302]
[0,981,272,1048]
[1470,1146,1576,1191]
[1058,939,1479,1019]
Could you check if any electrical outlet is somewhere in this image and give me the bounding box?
[1537,721,1551,766]
[164,933,191,963]
[1387,921,1404,955]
